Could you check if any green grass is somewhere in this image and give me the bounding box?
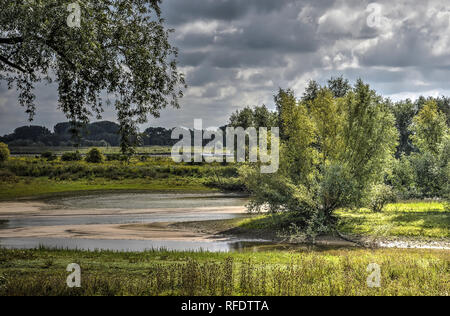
[337,201,450,238]
[0,177,214,201]
[0,247,448,296]
[0,156,242,200]
[222,201,450,240]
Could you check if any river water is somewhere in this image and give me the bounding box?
[2,193,444,252]
[0,193,267,252]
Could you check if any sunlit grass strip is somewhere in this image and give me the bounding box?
[337,202,450,238]
[232,202,450,239]
[0,177,214,201]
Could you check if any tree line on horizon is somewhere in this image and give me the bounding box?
[2,81,449,156]
[0,121,182,148]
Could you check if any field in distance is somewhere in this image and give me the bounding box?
[9,146,172,156]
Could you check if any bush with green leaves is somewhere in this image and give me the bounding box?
[367,184,397,213]
[41,151,56,161]
[0,170,18,183]
[388,156,418,199]
[85,148,104,164]
[61,151,82,162]
[106,154,127,162]
[0,142,10,162]
[318,164,361,218]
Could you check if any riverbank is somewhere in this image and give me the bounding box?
[0,198,448,250]
[171,200,450,249]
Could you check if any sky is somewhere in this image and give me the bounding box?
[1,0,450,135]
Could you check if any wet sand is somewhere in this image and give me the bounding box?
[0,202,246,217]
[0,222,226,241]
[0,201,246,241]
[0,200,448,250]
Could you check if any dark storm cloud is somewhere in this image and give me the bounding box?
[185,65,237,86]
[2,0,450,134]
[161,0,293,25]
[215,17,318,53]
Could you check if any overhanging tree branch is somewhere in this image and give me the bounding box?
[0,54,29,73]
[0,37,23,45]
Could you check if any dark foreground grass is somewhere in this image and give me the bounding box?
[0,247,448,296]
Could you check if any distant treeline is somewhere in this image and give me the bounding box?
[1,94,449,153]
[0,121,187,147]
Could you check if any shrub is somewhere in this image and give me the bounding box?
[0,142,10,162]
[368,184,397,213]
[85,148,104,163]
[410,152,446,198]
[388,156,417,199]
[319,164,361,215]
[204,177,246,192]
[61,151,82,162]
[0,170,18,183]
[41,151,56,161]
[106,154,127,162]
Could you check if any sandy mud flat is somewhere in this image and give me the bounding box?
[0,201,247,241]
[0,222,226,241]
[0,199,448,250]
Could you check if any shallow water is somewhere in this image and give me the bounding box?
[0,192,255,252]
[3,193,444,252]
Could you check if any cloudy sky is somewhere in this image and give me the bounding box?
[1,0,450,135]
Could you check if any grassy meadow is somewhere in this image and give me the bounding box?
[0,156,241,200]
[0,154,448,296]
[337,201,449,239]
[8,146,173,156]
[0,247,448,296]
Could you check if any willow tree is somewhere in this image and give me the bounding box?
[408,100,449,198]
[241,80,398,235]
[411,100,448,156]
[0,0,185,155]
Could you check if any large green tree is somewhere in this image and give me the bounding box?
[241,80,398,235]
[327,76,351,98]
[411,100,448,156]
[391,99,417,157]
[404,100,449,198]
[229,105,277,130]
[0,0,185,154]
